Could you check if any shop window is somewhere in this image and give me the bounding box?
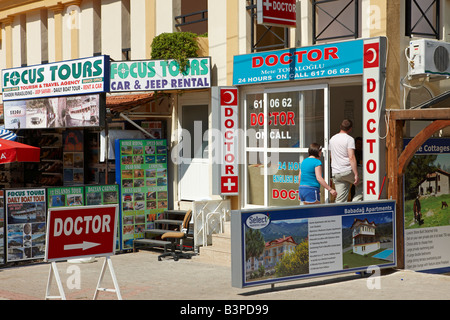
[175,0,208,35]
[405,0,440,39]
[244,86,328,207]
[313,0,361,44]
[181,105,208,159]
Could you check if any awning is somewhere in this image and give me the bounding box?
[106,93,155,113]
[0,127,17,141]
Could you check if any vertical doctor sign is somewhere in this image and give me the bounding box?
[220,88,239,195]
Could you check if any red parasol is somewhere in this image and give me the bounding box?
[0,138,40,164]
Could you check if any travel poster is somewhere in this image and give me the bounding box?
[115,139,168,250]
[47,186,84,208]
[231,201,396,288]
[85,184,119,206]
[85,184,120,251]
[0,191,4,264]
[404,138,450,272]
[5,188,47,262]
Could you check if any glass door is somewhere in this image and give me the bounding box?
[244,84,329,207]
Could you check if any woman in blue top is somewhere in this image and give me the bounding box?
[299,143,337,204]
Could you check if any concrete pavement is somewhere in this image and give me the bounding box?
[0,250,449,301]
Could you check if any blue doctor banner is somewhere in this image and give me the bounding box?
[233,39,364,85]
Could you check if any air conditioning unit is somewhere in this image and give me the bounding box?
[408,39,450,78]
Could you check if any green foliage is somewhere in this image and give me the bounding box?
[151,32,199,73]
[245,228,265,261]
[274,241,309,277]
[404,155,438,199]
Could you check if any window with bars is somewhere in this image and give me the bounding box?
[313,0,361,44]
[405,0,440,39]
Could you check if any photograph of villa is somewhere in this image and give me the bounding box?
[246,235,297,277]
[244,218,308,282]
[342,213,394,269]
[351,218,380,255]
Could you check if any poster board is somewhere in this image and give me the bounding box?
[5,188,47,262]
[404,138,450,272]
[231,201,396,288]
[85,184,120,251]
[47,186,85,208]
[115,139,168,250]
[0,191,4,264]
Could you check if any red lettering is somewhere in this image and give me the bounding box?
[252,56,264,68]
[288,190,297,200]
[294,50,307,63]
[266,54,278,67]
[224,142,234,152]
[307,49,322,62]
[224,107,233,117]
[225,165,234,175]
[367,119,376,133]
[366,98,377,113]
[367,139,376,153]
[272,189,279,198]
[366,159,377,174]
[224,119,234,128]
[367,181,376,195]
[224,153,235,162]
[280,52,292,65]
[224,130,233,140]
[324,47,339,60]
[287,111,295,125]
[367,78,376,93]
[268,112,296,126]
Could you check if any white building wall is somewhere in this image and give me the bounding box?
[130,0,147,59]
[12,16,23,68]
[156,1,174,35]
[79,0,95,59]
[208,0,227,86]
[101,0,123,61]
[26,11,42,65]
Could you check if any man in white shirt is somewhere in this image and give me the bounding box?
[329,119,362,202]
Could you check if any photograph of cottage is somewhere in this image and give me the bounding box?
[405,151,450,229]
[342,213,394,269]
[350,218,380,256]
[244,218,308,282]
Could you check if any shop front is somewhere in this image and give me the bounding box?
[230,38,396,287]
[232,37,387,208]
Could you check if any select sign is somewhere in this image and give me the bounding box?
[45,205,118,262]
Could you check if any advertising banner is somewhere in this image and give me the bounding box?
[115,139,168,250]
[47,186,84,208]
[85,184,119,206]
[110,57,211,92]
[0,191,4,264]
[4,94,104,130]
[257,0,297,28]
[233,39,363,85]
[404,138,450,272]
[5,188,47,262]
[2,56,109,101]
[231,201,396,288]
[45,205,118,261]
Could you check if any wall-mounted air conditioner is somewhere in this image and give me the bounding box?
[408,39,450,78]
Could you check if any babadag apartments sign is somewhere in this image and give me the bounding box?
[2,56,110,101]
